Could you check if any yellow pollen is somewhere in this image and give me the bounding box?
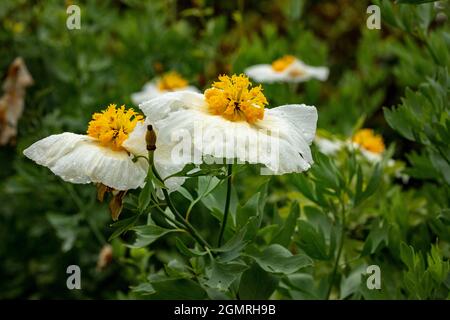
[204,74,268,124]
[352,129,385,154]
[87,104,144,151]
[272,55,296,72]
[157,71,188,91]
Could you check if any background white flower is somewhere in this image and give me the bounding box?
[314,136,344,155]
[244,55,329,83]
[131,71,199,105]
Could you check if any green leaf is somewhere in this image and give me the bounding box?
[197,176,221,198]
[129,224,181,248]
[282,273,320,299]
[108,214,140,241]
[206,260,249,291]
[271,201,300,247]
[297,220,329,260]
[249,244,313,274]
[238,263,278,299]
[236,181,269,232]
[176,187,194,202]
[175,238,207,257]
[362,219,390,255]
[358,164,382,205]
[131,283,155,295]
[138,180,153,213]
[149,278,208,299]
[213,226,249,262]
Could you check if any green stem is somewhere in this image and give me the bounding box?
[148,152,211,249]
[185,199,198,222]
[326,200,346,300]
[152,201,185,230]
[161,187,210,249]
[217,163,233,247]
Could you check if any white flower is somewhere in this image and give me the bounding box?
[138,74,318,175]
[314,137,343,155]
[131,71,199,105]
[23,104,182,192]
[244,55,329,83]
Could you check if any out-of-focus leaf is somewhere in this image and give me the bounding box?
[248,244,313,275]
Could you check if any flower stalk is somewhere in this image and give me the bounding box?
[217,163,233,247]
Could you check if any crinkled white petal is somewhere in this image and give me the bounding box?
[23,132,147,190]
[140,92,318,175]
[139,91,206,122]
[131,82,199,105]
[245,59,329,83]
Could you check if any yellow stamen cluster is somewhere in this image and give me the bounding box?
[157,71,188,91]
[272,55,296,72]
[204,74,268,124]
[352,129,385,154]
[87,104,144,151]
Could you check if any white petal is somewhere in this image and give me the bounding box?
[360,149,382,163]
[154,143,186,193]
[139,91,207,122]
[131,83,161,105]
[302,65,329,81]
[145,92,318,175]
[314,137,343,155]
[245,59,329,83]
[259,104,318,173]
[23,133,147,190]
[244,64,286,83]
[132,82,200,106]
[122,122,148,157]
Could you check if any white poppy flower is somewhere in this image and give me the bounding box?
[138,74,318,175]
[244,55,329,83]
[23,104,183,192]
[314,137,344,155]
[131,71,199,105]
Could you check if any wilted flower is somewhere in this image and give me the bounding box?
[139,74,318,175]
[244,55,329,83]
[0,57,34,146]
[96,244,113,271]
[131,71,199,105]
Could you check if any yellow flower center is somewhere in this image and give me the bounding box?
[352,129,385,154]
[87,104,144,151]
[157,71,188,91]
[272,55,296,72]
[204,74,268,124]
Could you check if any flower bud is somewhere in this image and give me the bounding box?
[146,124,157,151]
